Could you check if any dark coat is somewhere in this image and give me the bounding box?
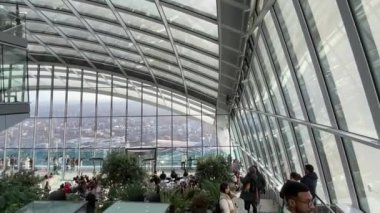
[301,172,318,197]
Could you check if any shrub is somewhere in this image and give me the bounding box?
[195,155,231,184]
[0,171,44,212]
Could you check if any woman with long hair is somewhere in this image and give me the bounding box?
[219,182,236,213]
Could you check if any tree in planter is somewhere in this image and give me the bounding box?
[98,151,148,211]
[195,155,232,213]
[190,190,211,213]
[0,170,44,212]
[195,155,231,184]
[100,151,145,188]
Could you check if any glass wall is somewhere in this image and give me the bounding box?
[0,43,28,103]
[231,0,380,212]
[0,64,231,179]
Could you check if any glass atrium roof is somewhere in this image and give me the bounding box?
[1,0,251,109]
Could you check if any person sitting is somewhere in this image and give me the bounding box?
[170,170,178,181]
[219,182,236,213]
[282,181,315,213]
[48,184,66,201]
[159,171,167,180]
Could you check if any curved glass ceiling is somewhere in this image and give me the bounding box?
[0,0,220,105]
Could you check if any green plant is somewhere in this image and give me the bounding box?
[0,171,44,212]
[190,190,210,209]
[100,151,145,188]
[200,180,220,205]
[195,155,231,184]
[119,182,146,202]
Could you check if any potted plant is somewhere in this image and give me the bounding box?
[190,190,210,213]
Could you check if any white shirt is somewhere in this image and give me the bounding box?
[220,193,235,213]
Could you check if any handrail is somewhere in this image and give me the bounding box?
[315,194,335,213]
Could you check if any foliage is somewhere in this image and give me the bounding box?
[160,187,199,213]
[190,190,211,209]
[100,151,145,188]
[0,171,44,213]
[195,155,231,184]
[117,182,146,202]
[200,180,220,205]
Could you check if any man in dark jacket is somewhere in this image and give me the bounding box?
[240,165,264,213]
[301,164,318,199]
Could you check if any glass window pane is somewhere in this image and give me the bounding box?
[257,37,287,116]
[345,139,380,212]
[97,92,111,117]
[293,123,327,202]
[259,114,282,179]
[172,116,187,147]
[72,39,107,55]
[252,113,271,172]
[278,120,302,174]
[113,87,127,117]
[50,46,81,58]
[119,11,166,36]
[111,117,125,148]
[301,0,378,138]
[181,59,219,80]
[165,0,217,17]
[350,0,380,93]
[35,119,49,149]
[82,92,96,117]
[66,118,80,149]
[203,114,216,147]
[127,117,141,146]
[27,21,55,34]
[157,116,172,143]
[38,90,51,117]
[132,31,173,51]
[82,117,95,144]
[58,25,97,42]
[111,0,160,18]
[52,90,66,117]
[142,117,156,146]
[313,130,351,205]
[275,0,330,125]
[143,87,157,116]
[96,117,110,148]
[70,1,116,21]
[128,87,142,116]
[140,45,177,63]
[176,44,219,69]
[41,9,82,26]
[171,27,219,54]
[85,18,127,39]
[188,116,202,147]
[263,13,304,120]
[163,6,218,39]
[34,34,69,47]
[52,118,64,149]
[251,58,273,113]
[157,91,171,116]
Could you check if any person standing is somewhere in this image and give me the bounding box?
[240,166,260,213]
[301,164,318,199]
[188,156,193,170]
[181,153,187,170]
